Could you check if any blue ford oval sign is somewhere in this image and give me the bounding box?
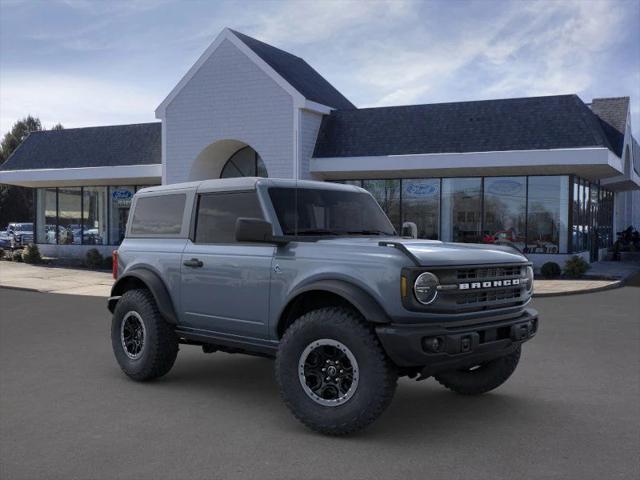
[112,189,133,200]
[405,182,439,197]
[487,180,523,196]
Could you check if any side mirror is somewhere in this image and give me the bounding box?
[235,217,287,244]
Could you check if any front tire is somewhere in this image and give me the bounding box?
[275,307,397,435]
[111,289,179,381]
[434,347,521,395]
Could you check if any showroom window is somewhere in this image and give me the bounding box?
[57,188,82,245]
[402,179,440,240]
[441,178,482,243]
[82,187,108,245]
[526,176,569,254]
[36,188,57,244]
[109,186,136,245]
[362,180,401,232]
[482,177,526,251]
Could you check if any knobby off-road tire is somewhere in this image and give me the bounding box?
[276,307,398,436]
[111,289,179,381]
[434,347,521,395]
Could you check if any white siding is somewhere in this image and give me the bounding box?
[163,39,294,184]
[299,109,324,180]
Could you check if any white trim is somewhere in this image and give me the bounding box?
[155,28,310,118]
[311,147,625,180]
[161,121,167,185]
[302,99,333,114]
[0,164,162,188]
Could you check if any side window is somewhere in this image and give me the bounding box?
[195,191,263,244]
[130,194,186,236]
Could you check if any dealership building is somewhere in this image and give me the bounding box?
[1,28,638,268]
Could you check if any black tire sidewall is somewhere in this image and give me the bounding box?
[111,289,176,380]
[276,308,396,433]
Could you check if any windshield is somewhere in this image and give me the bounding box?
[268,187,396,237]
[12,224,33,231]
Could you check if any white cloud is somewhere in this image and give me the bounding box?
[0,72,158,132]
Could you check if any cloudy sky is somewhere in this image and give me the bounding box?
[1,0,639,137]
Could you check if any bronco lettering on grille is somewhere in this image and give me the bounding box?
[459,279,520,290]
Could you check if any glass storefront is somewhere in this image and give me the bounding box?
[35,188,57,244]
[108,186,136,245]
[362,180,401,232]
[83,187,108,245]
[35,185,146,246]
[441,178,482,243]
[402,179,440,240]
[335,175,611,255]
[57,188,82,245]
[527,176,569,254]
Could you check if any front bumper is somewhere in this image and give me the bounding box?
[376,308,538,374]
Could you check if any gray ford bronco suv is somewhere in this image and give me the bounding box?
[108,178,537,435]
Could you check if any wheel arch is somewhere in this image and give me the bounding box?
[277,280,390,338]
[108,269,178,324]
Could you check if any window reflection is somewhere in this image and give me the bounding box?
[402,179,440,239]
[57,188,82,245]
[362,180,401,232]
[83,187,108,245]
[526,176,569,254]
[483,177,526,251]
[441,178,482,243]
[36,188,57,244]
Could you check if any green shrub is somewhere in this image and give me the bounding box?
[101,255,113,270]
[564,255,590,278]
[85,248,103,269]
[0,249,5,260]
[540,262,561,278]
[11,250,23,262]
[22,244,42,264]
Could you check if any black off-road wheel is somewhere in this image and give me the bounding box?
[111,289,179,381]
[275,307,397,436]
[434,347,521,395]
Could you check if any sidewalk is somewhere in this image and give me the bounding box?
[1,260,638,298]
[0,262,112,297]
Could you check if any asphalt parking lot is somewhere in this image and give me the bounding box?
[1,283,638,480]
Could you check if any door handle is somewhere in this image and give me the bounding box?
[183,258,203,268]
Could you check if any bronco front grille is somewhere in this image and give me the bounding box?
[403,263,531,314]
[457,265,523,280]
[456,287,522,305]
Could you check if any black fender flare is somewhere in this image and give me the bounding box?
[280,279,390,326]
[108,269,178,324]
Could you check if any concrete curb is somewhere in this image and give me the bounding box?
[533,279,623,298]
[0,285,41,293]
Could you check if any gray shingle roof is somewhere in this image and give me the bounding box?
[230,29,355,110]
[313,95,617,158]
[0,122,161,171]
[590,97,629,157]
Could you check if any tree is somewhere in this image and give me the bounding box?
[0,116,63,227]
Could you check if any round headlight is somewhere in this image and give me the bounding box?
[414,272,439,305]
[526,266,534,293]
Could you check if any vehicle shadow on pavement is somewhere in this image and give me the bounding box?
[136,348,546,440]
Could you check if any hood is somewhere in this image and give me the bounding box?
[397,239,528,266]
[313,237,528,267]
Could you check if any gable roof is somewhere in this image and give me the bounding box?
[0,123,161,171]
[590,97,629,157]
[229,30,355,110]
[313,94,616,158]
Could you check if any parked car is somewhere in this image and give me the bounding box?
[108,178,538,435]
[3,223,34,249]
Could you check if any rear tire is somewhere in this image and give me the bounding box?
[434,347,521,395]
[276,307,397,435]
[111,289,178,381]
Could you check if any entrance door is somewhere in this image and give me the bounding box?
[180,191,274,339]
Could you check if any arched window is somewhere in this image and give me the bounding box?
[220,146,268,178]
